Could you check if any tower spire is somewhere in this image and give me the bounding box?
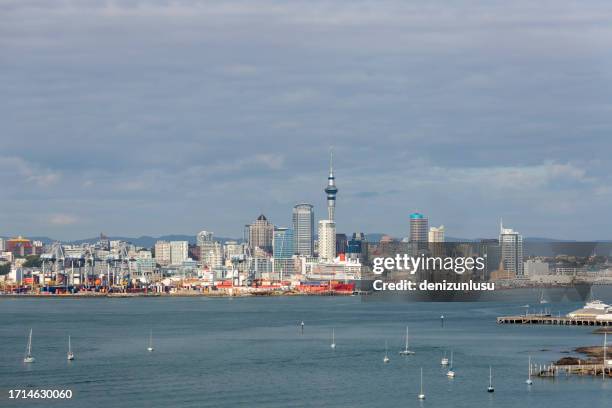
[324,148,338,222]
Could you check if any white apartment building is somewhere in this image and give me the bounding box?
[170,241,189,265]
[317,220,336,262]
[154,241,171,266]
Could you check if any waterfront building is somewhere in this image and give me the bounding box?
[248,257,273,279]
[170,241,189,265]
[409,213,428,243]
[292,203,314,256]
[247,214,274,253]
[318,220,336,262]
[499,221,524,277]
[154,241,171,266]
[524,259,549,277]
[0,237,5,251]
[134,258,157,282]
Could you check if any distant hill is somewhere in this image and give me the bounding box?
[0,235,240,248]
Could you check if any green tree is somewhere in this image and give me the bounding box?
[23,255,42,268]
[0,263,10,276]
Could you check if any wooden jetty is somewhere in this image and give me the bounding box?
[537,363,611,378]
[497,315,612,326]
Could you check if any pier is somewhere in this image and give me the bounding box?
[496,315,612,326]
[537,363,611,378]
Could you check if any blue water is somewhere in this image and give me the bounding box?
[1,292,611,407]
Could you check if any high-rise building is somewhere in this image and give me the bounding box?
[499,221,524,277]
[318,220,336,261]
[409,213,429,243]
[336,233,347,255]
[204,242,223,269]
[247,214,274,253]
[0,237,5,251]
[154,241,171,266]
[273,228,294,259]
[197,231,215,267]
[324,152,338,221]
[293,203,314,256]
[273,227,294,278]
[428,225,445,242]
[347,232,367,262]
[170,241,189,265]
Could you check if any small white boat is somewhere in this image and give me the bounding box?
[399,326,415,355]
[383,341,390,363]
[24,329,35,363]
[417,367,426,400]
[487,366,495,392]
[330,328,336,349]
[526,356,533,385]
[441,351,449,366]
[446,350,455,378]
[67,335,74,361]
[147,330,154,352]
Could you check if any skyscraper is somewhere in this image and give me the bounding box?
[197,231,214,266]
[273,228,294,259]
[409,212,428,243]
[499,221,524,278]
[273,227,294,277]
[247,214,274,253]
[347,232,367,262]
[292,203,314,256]
[324,151,338,222]
[318,220,336,261]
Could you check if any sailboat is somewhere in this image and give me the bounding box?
[539,290,548,304]
[441,350,449,366]
[24,329,35,363]
[67,335,74,361]
[417,367,426,400]
[487,366,495,392]
[526,356,533,385]
[383,341,390,363]
[399,326,415,355]
[446,350,455,377]
[330,328,336,349]
[147,330,154,352]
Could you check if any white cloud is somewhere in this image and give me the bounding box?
[49,214,78,226]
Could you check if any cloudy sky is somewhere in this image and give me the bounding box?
[2,0,612,241]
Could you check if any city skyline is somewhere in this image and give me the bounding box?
[3,1,612,241]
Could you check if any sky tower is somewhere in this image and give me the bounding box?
[324,150,338,221]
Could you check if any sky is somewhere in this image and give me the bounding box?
[1,0,612,241]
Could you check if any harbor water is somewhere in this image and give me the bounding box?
[1,289,611,407]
